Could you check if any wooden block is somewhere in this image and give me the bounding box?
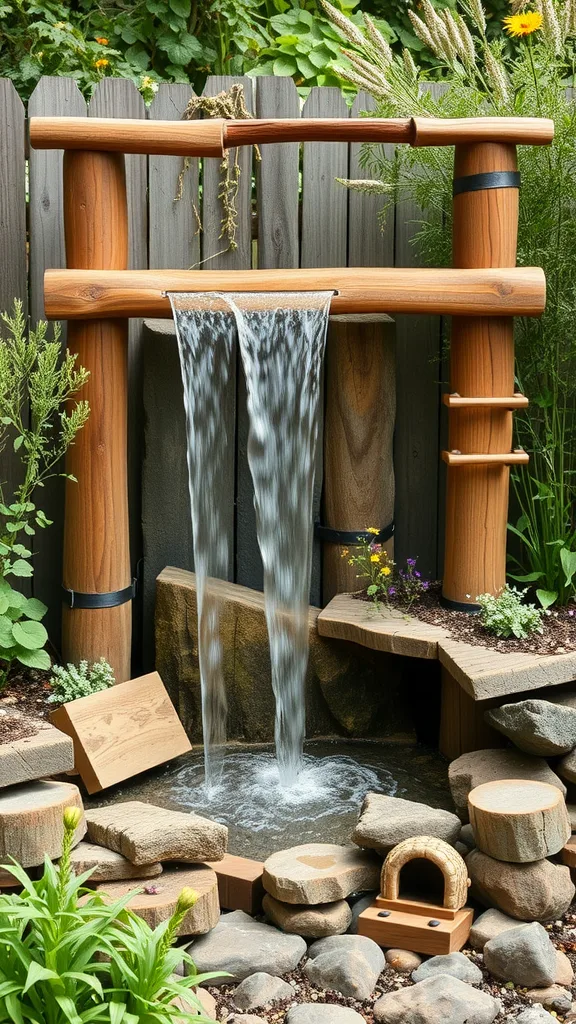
[358,901,473,955]
[50,671,192,793]
[206,853,265,914]
[0,779,85,867]
[469,779,571,863]
[0,717,74,788]
[439,667,504,760]
[70,841,163,882]
[87,864,220,935]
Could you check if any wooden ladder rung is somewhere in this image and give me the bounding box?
[443,393,528,409]
[442,450,529,466]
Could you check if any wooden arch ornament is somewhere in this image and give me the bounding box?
[357,835,473,955]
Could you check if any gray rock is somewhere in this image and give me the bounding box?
[469,908,522,951]
[187,910,306,985]
[515,1010,559,1024]
[286,1007,366,1024]
[347,891,377,933]
[232,1017,268,1024]
[483,922,557,987]
[485,701,576,756]
[373,975,501,1024]
[352,792,461,854]
[558,747,576,784]
[448,748,566,821]
[460,824,475,848]
[524,985,573,1013]
[411,952,482,985]
[263,893,351,938]
[233,973,295,1011]
[466,849,575,921]
[304,935,384,1000]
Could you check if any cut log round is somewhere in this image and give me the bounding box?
[87,864,219,935]
[468,779,571,863]
[0,780,85,867]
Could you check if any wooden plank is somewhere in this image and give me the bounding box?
[49,671,192,793]
[201,76,254,584]
[348,92,394,269]
[317,592,445,660]
[148,85,200,271]
[89,80,148,671]
[28,76,87,633]
[438,666,504,759]
[235,77,301,591]
[206,853,265,914]
[0,81,27,564]
[301,87,349,606]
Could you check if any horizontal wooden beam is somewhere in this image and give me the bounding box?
[443,393,529,409]
[442,450,530,466]
[29,116,554,155]
[44,267,546,320]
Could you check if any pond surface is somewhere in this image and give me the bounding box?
[88,740,451,861]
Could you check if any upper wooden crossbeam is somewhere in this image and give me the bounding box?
[29,115,554,156]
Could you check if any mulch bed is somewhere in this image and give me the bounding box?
[0,710,39,744]
[0,666,57,722]
[209,911,576,1022]
[356,582,576,657]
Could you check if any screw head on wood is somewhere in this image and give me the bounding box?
[378,911,391,918]
[428,919,441,927]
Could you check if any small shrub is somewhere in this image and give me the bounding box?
[477,585,544,639]
[48,657,115,703]
[343,530,430,612]
[0,577,49,687]
[0,809,222,1023]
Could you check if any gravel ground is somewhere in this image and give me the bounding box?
[207,910,576,1023]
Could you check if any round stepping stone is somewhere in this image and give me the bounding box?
[0,779,85,867]
[262,844,380,905]
[468,780,571,863]
[89,864,219,935]
[85,800,227,865]
[70,841,162,882]
[263,893,351,938]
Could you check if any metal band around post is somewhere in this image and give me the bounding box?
[315,522,395,545]
[452,170,521,197]
[62,579,136,610]
[440,594,481,614]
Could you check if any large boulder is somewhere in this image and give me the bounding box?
[483,923,557,987]
[352,793,461,854]
[233,973,295,1011]
[466,849,575,921]
[86,801,227,865]
[262,894,351,938]
[485,700,576,756]
[448,748,566,822]
[373,975,501,1024]
[262,844,380,905]
[411,952,482,986]
[469,908,521,951]
[304,935,384,1000]
[187,910,306,984]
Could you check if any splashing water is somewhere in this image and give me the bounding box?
[170,291,331,790]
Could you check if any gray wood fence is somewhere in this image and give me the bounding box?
[0,74,444,668]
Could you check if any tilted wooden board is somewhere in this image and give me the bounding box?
[50,671,191,793]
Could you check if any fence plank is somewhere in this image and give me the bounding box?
[201,76,254,584]
[28,76,87,636]
[235,77,301,592]
[348,92,394,268]
[89,79,148,671]
[0,81,27,529]
[301,87,349,605]
[393,83,444,578]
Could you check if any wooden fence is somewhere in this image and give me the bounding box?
[0,74,445,668]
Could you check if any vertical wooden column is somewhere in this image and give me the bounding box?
[322,314,396,602]
[61,151,131,682]
[442,143,519,609]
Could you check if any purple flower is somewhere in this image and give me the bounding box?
[370,542,382,553]
[407,558,417,567]
[388,587,396,595]
[414,571,421,578]
[422,581,430,590]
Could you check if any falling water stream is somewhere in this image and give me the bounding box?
[170,291,331,790]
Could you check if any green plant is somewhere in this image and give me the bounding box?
[323,0,576,609]
[343,528,430,610]
[48,658,116,704]
[0,808,222,1023]
[0,577,49,685]
[477,584,544,638]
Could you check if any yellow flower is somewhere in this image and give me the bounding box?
[341,548,349,557]
[96,36,109,44]
[380,566,391,576]
[366,527,379,535]
[54,21,66,28]
[370,554,381,563]
[503,11,542,36]
[94,58,109,68]
[348,558,354,565]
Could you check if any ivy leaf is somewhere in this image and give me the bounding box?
[16,647,51,670]
[0,616,14,648]
[169,0,191,15]
[156,30,206,65]
[273,55,298,75]
[12,620,48,651]
[22,598,48,622]
[10,559,33,578]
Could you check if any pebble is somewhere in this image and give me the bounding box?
[385,948,422,973]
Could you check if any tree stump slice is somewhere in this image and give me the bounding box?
[468,779,571,863]
[0,780,85,867]
[88,864,219,935]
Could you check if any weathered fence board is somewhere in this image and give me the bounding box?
[148,86,200,271]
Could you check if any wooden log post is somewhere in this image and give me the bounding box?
[442,142,520,609]
[321,314,396,602]
[468,779,571,863]
[61,150,132,682]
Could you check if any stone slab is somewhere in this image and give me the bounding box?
[88,864,219,935]
[86,800,227,865]
[0,715,74,788]
[70,841,163,882]
[263,844,381,905]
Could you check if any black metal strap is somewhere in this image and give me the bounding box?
[440,594,480,613]
[453,171,520,197]
[315,521,395,545]
[62,580,136,610]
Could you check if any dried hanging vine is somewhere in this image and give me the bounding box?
[176,83,260,263]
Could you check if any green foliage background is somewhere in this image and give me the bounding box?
[1,0,507,102]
